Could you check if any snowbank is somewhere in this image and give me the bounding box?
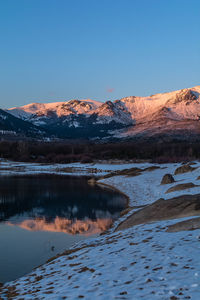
[1,160,200,299]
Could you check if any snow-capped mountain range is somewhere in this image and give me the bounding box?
[2,85,200,140]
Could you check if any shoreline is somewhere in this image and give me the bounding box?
[0,168,130,286]
[1,160,200,299]
[96,181,132,234]
[97,181,131,209]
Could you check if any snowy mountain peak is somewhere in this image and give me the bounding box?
[4,85,200,139]
[7,99,103,126]
[167,89,198,106]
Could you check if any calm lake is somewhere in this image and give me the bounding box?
[0,175,127,283]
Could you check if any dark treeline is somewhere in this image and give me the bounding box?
[0,139,200,163]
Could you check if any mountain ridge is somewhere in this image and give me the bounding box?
[0,108,45,138]
[2,85,200,140]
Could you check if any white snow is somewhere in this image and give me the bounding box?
[0,114,7,120]
[0,160,151,177]
[8,99,103,120]
[1,160,200,299]
[99,161,200,206]
[6,86,200,128]
[120,86,200,122]
[0,130,16,135]
[2,217,200,299]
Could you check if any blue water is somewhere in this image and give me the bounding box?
[0,175,126,283]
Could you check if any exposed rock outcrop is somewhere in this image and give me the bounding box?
[174,164,197,175]
[161,174,175,184]
[168,89,198,105]
[165,182,198,193]
[166,217,200,232]
[116,194,200,231]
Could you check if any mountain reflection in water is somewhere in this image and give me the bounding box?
[0,175,127,235]
[7,217,112,235]
[0,175,127,283]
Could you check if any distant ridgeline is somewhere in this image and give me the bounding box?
[1,85,200,141]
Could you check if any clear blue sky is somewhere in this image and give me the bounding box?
[0,0,200,108]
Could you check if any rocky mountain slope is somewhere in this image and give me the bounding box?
[6,98,132,139]
[0,109,45,139]
[118,86,200,140]
[4,85,200,140]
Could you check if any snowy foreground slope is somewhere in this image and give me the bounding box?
[1,161,200,299]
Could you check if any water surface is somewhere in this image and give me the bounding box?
[0,175,127,283]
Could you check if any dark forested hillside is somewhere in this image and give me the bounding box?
[0,139,199,163]
[0,109,45,137]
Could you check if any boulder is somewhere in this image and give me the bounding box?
[174,164,196,175]
[161,173,175,184]
[165,182,198,193]
[166,217,200,232]
[143,166,160,172]
[116,194,200,231]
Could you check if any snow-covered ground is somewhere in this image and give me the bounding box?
[0,159,151,177]
[99,161,200,207]
[1,217,200,299]
[1,160,200,299]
